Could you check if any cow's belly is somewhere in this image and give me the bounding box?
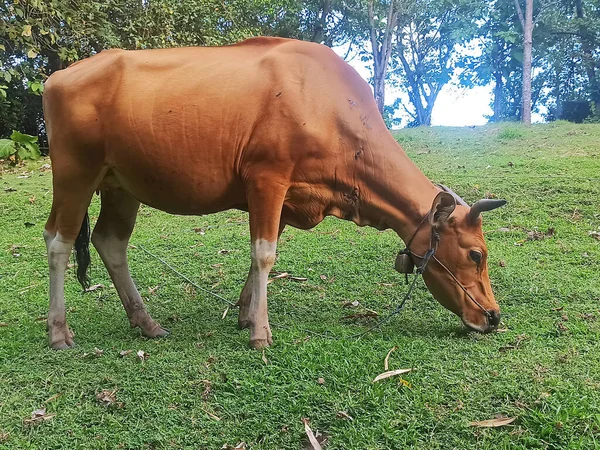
[101,147,246,215]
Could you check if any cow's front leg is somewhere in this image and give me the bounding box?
[238,222,285,330]
[245,179,287,349]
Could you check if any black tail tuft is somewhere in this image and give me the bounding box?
[74,212,91,290]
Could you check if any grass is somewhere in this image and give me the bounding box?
[1,121,600,449]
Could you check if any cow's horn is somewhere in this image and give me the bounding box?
[468,199,507,223]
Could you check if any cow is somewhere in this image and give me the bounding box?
[42,37,506,350]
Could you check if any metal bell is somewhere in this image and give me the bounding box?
[395,251,414,274]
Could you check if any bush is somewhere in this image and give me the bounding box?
[0,131,42,164]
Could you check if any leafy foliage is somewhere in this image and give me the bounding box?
[0,130,41,163]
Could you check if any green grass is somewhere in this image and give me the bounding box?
[1,121,600,449]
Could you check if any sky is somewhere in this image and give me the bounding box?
[333,45,542,127]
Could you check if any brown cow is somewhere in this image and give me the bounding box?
[42,37,505,350]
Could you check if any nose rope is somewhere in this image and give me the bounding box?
[401,212,493,320]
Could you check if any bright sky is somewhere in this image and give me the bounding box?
[333,45,541,127]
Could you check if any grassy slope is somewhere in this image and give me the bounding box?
[0,121,599,449]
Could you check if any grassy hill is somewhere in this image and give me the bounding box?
[0,121,599,449]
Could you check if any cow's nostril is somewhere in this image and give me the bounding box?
[488,310,501,327]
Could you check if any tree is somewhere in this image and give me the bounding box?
[390,0,482,126]
[367,0,399,114]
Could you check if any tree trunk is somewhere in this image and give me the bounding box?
[521,0,533,124]
[575,0,600,111]
[368,0,397,117]
[493,71,504,122]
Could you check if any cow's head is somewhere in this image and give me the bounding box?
[399,188,506,333]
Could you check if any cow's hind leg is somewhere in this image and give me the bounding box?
[237,222,285,330]
[92,188,168,338]
[45,169,101,349]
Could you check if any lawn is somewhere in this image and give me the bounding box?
[1,121,599,449]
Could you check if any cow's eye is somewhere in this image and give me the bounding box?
[469,250,482,266]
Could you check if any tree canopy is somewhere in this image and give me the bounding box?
[1,0,599,138]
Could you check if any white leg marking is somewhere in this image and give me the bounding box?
[248,239,276,349]
[45,232,75,349]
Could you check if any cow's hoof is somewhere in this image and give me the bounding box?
[143,324,170,338]
[49,326,75,350]
[250,338,272,350]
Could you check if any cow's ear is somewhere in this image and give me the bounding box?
[429,192,456,228]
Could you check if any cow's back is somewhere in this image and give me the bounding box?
[43,38,382,215]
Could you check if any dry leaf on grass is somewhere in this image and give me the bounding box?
[44,393,63,404]
[85,284,104,292]
[221,442,246,449]
[261,350,268,365]
[267,272,289,284]
[384,346,397,371]
[118,350,132,358]
[302,418,322,450]
[336,411,353,421]
[23,408,56,425]
[136,350,148,361]
[96,389,123,408]
[0,431,8,442]
[0,322,7,327]
[222,306,229,320]
[373,368,413,383]
[468,417,516,427]
[290,276,308,282]
[148,285,159,295]
[342,300,360,308]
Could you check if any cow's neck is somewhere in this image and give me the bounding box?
[338,133,438,244]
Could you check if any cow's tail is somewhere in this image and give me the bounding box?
[74,212,91,290]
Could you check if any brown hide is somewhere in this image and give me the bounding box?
[43,37,502,348]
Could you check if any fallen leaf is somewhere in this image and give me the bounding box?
[29,195,36,204]
[0,322,7,327]
[267,272,289,284]
[94,347,104,357]
[398,378,412,388]
[44,393,63,403]
[589,231,600,240]
[118,350,132,358]
[261,350,268,365]
[136,350,148,361]
[336,411,354,421]
[221,443,247,450]
[96,389,122,407]
[468,417,516,427]
[0,431,8,442]
[85,284,104,292]
[302,418,322,450]
[453,399,464,412]
[218,249,231,255]
[148,285,159,295]
[221,306,229,319]
[290,276,308,282]
[319,274,327,281]
[497,227,511,232]
[343,300,361,308]
[384,346,397,371]
[23,408,56,425]
[499,260,506,267]
[317,377,325,385]
[551,306,564,311]
[373,368,413,382]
